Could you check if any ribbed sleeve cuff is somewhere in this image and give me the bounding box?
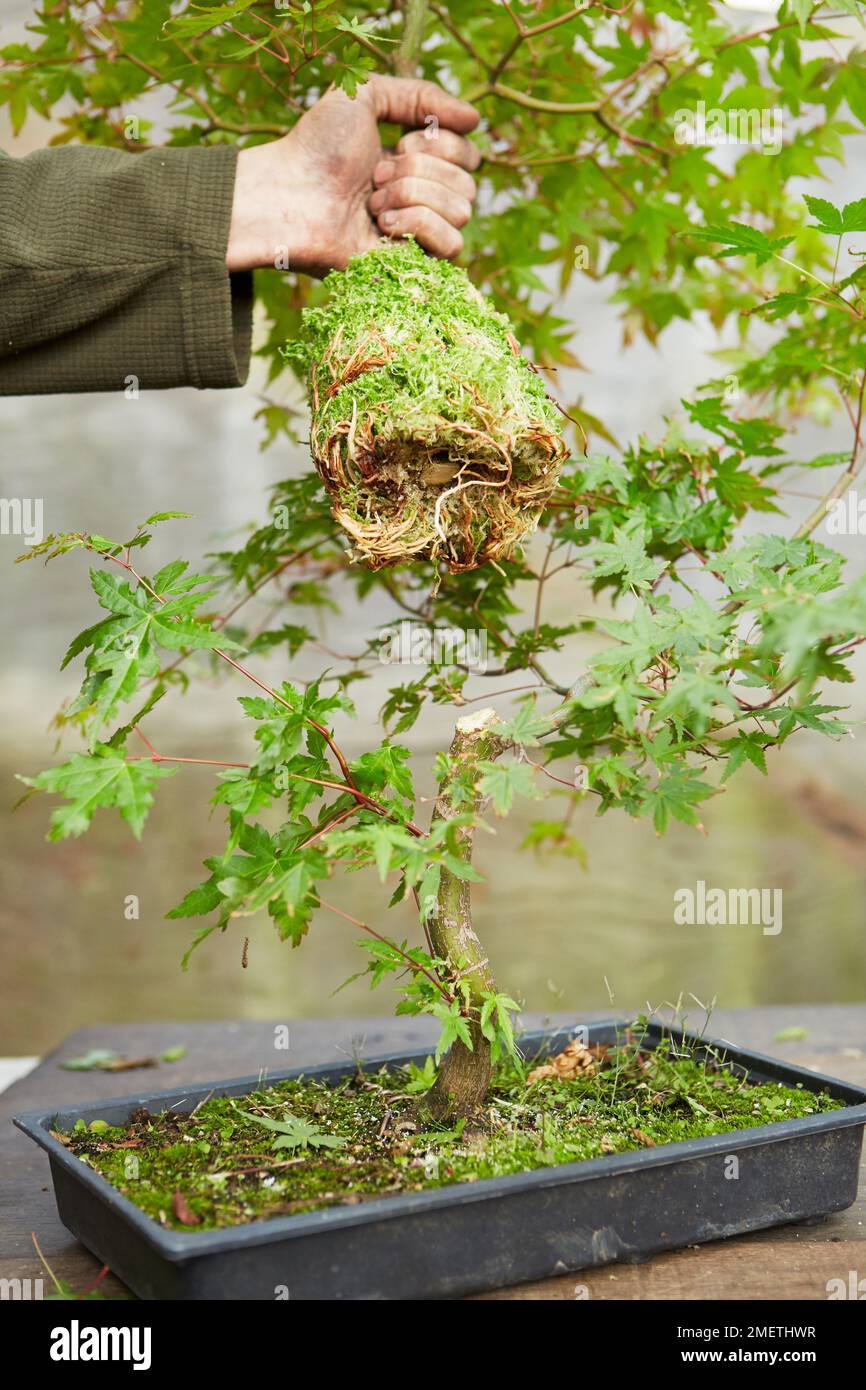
[0,141,253,395]
[180,143,253,389]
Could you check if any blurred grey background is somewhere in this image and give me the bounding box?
[2,3,864,1055]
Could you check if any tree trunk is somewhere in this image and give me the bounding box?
[427,707,509,1119]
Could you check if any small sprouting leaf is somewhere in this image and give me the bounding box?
[239,1110,346,1150]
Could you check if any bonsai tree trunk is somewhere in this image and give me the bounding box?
[427,708,509,1119]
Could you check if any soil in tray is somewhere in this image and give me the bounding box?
[57,1035,842,1233]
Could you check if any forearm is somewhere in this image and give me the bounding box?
[0,143,252,395]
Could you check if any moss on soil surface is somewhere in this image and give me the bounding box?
[61,1036,842,1233]
[284,238,568,572]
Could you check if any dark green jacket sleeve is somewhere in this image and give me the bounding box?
[0,143,252,394]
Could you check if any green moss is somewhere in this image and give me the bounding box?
[284,238,568,572]
[62,1037,842,1233]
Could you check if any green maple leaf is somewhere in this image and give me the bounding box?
[429,999,474,1063]
[640,766,715,834]
[478,759,541,815]
[763,697,849,740]
[240,681,353,774]
[583,518,666,591]
[239,694,307,770]
[231,829,322,926]
[238,1110,346,1151]
[166,877,225,921]
[656,665,740,732]
[65,569,241,740]
[248,624,313,658]
[686,397,784,459]
[592,754,639,797]
[804,194,866,235]
[172,820,326,950]
[368,823,402,882]
[266,860,323,946]
[721,732,770,782]
[520,820,587,862]
[668,594,732,659]
[20,745,176,840]
[570,452,630,503]
[89,570,228,650]
[592,604,675,676]
[162,1,258,40]
[350,742,414,802]
[497,703,553,745]
[688,222,794,266]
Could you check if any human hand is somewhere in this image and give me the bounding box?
[226,75,480,277]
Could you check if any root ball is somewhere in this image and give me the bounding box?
[285,239,568,572]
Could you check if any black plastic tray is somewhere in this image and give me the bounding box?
[14,1019,866,1300]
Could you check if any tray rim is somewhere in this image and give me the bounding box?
[14,1017,866,1262]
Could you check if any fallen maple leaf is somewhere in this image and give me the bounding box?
[171,1191,201,1226]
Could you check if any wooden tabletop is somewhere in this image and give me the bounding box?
[2,1006,864,1300]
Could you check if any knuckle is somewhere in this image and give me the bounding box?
[391,176,420,205]
[407,206,435,236]
[379,207,403,233]
[456,137,481,171]
[427,156,474,199]
[455,169,477,200]
[380,179,401,208]
[433,129,459,158]
[396,131,422,155]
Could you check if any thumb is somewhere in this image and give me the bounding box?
[365,75,479,134]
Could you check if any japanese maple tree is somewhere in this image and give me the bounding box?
[6,1,866,1114]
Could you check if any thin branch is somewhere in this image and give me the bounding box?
[127,753,250,769]
[794,366,866,540]
[90,29,290,135]
[395,0,429,77]
[318,897,454,1003]
[428,1,485,63]
[532,536,557,641]
[280,770,424,837]
[478,82,599,114]
[297,805,359,849]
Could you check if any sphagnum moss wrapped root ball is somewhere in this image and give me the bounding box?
[285,239,569,572]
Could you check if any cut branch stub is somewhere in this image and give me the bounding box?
[428,707,511,1118]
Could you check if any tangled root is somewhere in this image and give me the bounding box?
[286,240,569,572]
